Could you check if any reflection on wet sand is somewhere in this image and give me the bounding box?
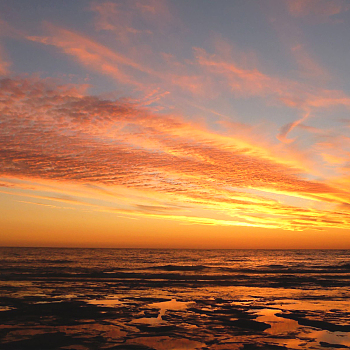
[2,292,350,350]
[133,299,193,324]
[87,297,123,307]
[125,336,204,350]
[256,308,299,335]
[255,308,350,349]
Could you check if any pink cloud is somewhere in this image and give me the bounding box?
[90,1,152,43]
[24,16,350,111]
[90,0,175,38]
[290,43,331,81]
[194,47,350,112]
[194,47,281,98]
[287,0,350,21]
[0,43,10,75]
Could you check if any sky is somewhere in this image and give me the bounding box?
[1,0,350,248]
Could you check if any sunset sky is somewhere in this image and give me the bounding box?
[1,0,350,248]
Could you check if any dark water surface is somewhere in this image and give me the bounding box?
[1,248,350,349]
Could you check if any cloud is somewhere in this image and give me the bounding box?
[194,47,282,98]
[194,45,350,149]
[270,16,331,82]
[287,0,350,21]
[15,200,72,210]
[90,1,159,42]
[26,22,210,99]
[0,58,9,75]
[194,47,350,111]
[277,111,311,143]
[290,43,330,81]
[25,16,350,112]
[1,77,350,230]
[321,153,347,166]
[27,23,153,88]
[0,188,92,208]
[0,43,10,75]
[90,0,174,35]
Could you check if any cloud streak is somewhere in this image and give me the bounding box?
[194,47,350,111]
[277,111,311,143]
[287,0,350,21]
[27,23,151,88]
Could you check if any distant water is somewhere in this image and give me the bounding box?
[1,248,350,349]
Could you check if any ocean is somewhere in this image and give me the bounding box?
[1,248,350,349]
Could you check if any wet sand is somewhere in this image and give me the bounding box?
[1,248,350,349]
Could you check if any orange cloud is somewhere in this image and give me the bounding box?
[27,23,153,88]
[321,153,348,166]
[194,47,282,98]
[0,43,10,75]
[277,111,311,143]
[2,77,350,231]
[90,1,156,42]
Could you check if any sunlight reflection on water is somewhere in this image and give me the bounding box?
[256,308,350,349]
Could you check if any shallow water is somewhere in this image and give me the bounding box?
[0,248,350,349]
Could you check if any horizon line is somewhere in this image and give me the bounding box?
[1,246,349,250]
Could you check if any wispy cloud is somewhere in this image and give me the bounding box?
[26,22,208,99]
[23,12,350,130]
[90,0,170,42]
[194,46,350,111]
[287,0,350,22]
[290,43,330,81]
[191,44,350,150]
[27,23,151,88]
[277,111,311,143]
